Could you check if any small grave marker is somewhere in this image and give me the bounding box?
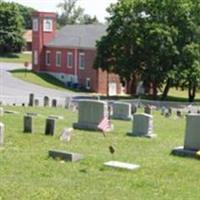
[49,150,83,162]
[60,128,73,142]
[104,161,140,171]
[0,107,4,116]
[45,118,56,136]
[24,115,33,133]
[0,122,4,145]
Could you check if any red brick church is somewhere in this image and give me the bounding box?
[32,11,124,95]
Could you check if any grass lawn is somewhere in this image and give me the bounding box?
[0,53,31,64]
[0,106,200,199]
[10,69,86,93]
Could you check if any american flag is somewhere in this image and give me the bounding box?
[98,117,110,133]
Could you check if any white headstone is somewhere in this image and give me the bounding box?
[0,122,4,145]
[73,100,112,131]
[112,102,132,120]
[184,114,200,150]
[104,161,140,171]
[131,113,155,137]
[0,107,4,116]
[60,128,73,142]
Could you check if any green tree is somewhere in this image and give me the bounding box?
[95,0,200,101]
[57,0,99,26]
[0,2,25,53]
[16,3,36,29]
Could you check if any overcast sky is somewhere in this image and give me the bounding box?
[4,0,118,22]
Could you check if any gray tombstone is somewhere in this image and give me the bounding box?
[172,114,200,158]
[129,113,155,138]
[44,96,50,107]
[0,107,4,116]
[112,102,132,120]
[0,123,4,145]
[184,114,200,150]
[177,110,182,117]
[144,105,152,115]
[45,118,56,136]
[73,100,112,131]
[29,93,34,107]
[24,115,33,133]
[65,97,72,109]
[34,99,39,107]
[131,105,137,114]
[52,99,57,107]
[49,150,83,162]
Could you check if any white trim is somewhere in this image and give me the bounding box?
[34,51,38,65]
[33,18,38,32]
[79,52,85,70]
[43,18,53,32]
[86,78,91,90]
[67,52,73,68]
[45,50,51,66]
[56,51,62,67]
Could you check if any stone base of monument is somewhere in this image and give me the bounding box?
[112,115,133,121]
[127,132,156,138]
[73,122,113,132]
[49,150,83,162]
[171,146,200,159]
[4,110,19,114]
[104,161,140,171]
[48,115,64,120]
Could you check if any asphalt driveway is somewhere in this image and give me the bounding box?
[0,62,79,105]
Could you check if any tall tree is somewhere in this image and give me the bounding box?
[57,0,99,26]
[16,3,36,29]
[94,0,200,101]
[0,2,25,53]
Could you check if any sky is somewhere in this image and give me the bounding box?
[4,0,118,22]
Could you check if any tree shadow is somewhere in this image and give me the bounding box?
[0,53,19,58]
[10,69,90,93]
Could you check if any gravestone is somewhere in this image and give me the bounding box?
[131,105,137,114]
[60,128,73,142]
[0,107,4,116]
[48,115,64,120]
[104,161,140,171]
[52,99,57,107]
[112,102,132,120]
[24,115,33,133]
[34,99,39,107]
[172,114,200,158]
[177,110,182,117]
[45,118,56,136]
[144,105,152,115]
[44,96,50,107]
[128,113,155,138]
[29,93,34,106]
[49,150,83,162]
[73,100,112,131]
[0,122,4,145]
[65,97,72,109]
[161,106,166,115]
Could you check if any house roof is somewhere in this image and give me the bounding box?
[23,30,32,42]
[46,24,107,49]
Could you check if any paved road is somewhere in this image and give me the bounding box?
[0,62,82,105]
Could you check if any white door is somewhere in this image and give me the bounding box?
[109,82,117,96]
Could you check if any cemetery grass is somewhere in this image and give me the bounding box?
[10,69,87,93]
[1,107,200,200]
[0,53,31,64]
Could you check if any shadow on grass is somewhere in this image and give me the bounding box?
[10,69,89,93]
[0,53,20,58]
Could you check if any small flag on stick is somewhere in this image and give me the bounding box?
[98,117,110,134]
